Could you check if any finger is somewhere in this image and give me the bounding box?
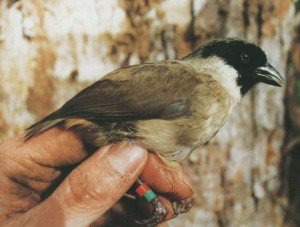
[0,128,87,217]
[140,153,193,200]
[1,128,87,183]
[158,223,169,227]
[14,142,147,227]
[21,127,87,166]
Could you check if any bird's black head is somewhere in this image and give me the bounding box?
[187,38,284,95]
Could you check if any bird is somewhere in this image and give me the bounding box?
[25,38,284,226]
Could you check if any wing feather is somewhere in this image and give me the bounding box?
[26,60,201,139]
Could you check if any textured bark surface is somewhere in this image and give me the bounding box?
[282,13,300,227]
[0,0,296,226]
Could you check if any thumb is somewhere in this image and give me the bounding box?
[13,143,147,227]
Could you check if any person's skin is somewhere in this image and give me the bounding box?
[0,128,193,227]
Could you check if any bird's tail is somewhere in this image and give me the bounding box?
[25,118,64,141]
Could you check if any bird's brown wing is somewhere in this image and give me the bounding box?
[26,61,202,139]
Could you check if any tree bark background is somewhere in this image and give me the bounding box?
[0,0,296,226]
[282,9,300,227]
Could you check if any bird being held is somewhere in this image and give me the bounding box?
[25,38,284,226]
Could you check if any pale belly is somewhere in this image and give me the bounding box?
[135,112,228,162]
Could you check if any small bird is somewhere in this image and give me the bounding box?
[25,38,284,226]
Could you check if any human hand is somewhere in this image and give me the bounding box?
[0,128,193,226]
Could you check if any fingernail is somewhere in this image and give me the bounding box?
[106,143,146,175]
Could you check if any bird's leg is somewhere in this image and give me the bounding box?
[133,179,168,227]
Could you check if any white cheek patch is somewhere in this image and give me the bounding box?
[189,56,242,103]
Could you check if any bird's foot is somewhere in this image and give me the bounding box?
[172,198,193,217]
[134,197,193,227]
[135,197,168,227]
[133,179,192,226]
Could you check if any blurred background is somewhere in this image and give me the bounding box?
[0,0,299,226]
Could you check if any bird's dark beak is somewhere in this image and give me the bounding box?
[255,63,285,87]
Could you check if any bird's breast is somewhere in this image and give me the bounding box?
[135,86,236,162]
[135,108,230,162]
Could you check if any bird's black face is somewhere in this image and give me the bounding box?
[195,38,284,95]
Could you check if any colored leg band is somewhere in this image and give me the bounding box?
[135,182,157,202]
[143,189,157,202]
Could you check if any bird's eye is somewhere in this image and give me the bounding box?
[241,53,250,63]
